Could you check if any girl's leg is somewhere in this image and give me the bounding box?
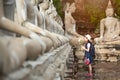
[88,64,92,76]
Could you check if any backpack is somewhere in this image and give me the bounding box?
[90,43,95,58]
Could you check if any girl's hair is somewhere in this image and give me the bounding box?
[87,39,91,43]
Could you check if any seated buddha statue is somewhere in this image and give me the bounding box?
[95,0,120,44]
[64,2,84,46]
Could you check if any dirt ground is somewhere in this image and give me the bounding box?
[76,61,120,80]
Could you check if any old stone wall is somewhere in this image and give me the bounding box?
[0,0,71,80]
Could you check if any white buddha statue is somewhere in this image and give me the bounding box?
[64,2,84,46]
[95,0,120,44]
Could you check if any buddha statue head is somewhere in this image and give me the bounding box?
[69,3,76,13]
[64,2,76,14]
[105,0,114,17]
[39,0,50,11]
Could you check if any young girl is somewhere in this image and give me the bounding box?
[82,34,93,77]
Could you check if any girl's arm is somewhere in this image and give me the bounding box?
[82,43,90,52]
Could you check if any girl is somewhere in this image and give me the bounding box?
[82,34,93,77]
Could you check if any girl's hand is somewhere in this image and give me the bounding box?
[82,46,85,50]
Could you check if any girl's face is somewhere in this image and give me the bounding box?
[84,37,88,42]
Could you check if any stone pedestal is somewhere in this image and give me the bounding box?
[95,43,120,62]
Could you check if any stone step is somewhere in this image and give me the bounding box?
[64,75,74,79]
[64,78,72,80]
[65,69,73,73]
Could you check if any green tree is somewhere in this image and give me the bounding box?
[85,0,120,34]
[112,0,120,20]
[53,0,64,18]
[85,1,106,33]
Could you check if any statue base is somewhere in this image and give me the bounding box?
[95,42,120,62]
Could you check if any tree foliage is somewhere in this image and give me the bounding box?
[112,0,120,20]
[53,0,120,34]
[84,0,120,33]
[53,0,64,18]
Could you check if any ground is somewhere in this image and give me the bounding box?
[76,61,120,80]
